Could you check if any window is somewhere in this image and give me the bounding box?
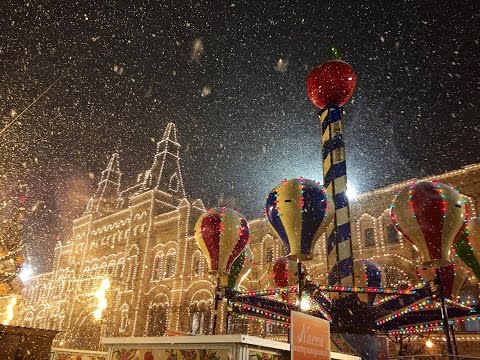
[364,228,375,247]
[152,255,163,280]
[165,253,176,278]
[189,303,211,335]
[266,247,274,262]
[387,224,399,244]
[120,304,129,333]
[127,258,137,289]
[147,304,167,336]
[116,261,124,279]
[193,259,201,275]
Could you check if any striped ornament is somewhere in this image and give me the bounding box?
[195,207,249,275]
[390,181,467,267]
[353,259,384,304]
[265,178,334,260]
[320,105,354,286]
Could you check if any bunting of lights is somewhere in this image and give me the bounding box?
[388,314,480,335]
[231,313,290,328]
[230,301,289,322]
[237,284,417,298]
[376,297,474,326]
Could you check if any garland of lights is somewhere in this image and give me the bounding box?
[238,284,417,298]
[376,297,474,326]
[388,314,480,335]
[230,301,289,322]
[231,313,290,328]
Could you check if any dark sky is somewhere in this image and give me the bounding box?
[1,0,479,272]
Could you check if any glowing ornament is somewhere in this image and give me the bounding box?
[195,207,249,275]
[454,217,480,280]
[272,256,307,288]
[265,178,334,260]
[390,181,467,268]
[306,47,357,109]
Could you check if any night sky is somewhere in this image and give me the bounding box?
[1,0,479,272]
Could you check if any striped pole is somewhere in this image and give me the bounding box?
[320,104,354,289]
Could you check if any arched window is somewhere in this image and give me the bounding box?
[146,304,167,336]
[100,262,108,277]
[108,261,116,277]
[189,302,212,335]
[165,251,176,278]
[364,228,375,247]
[191,252,203,276]
[119,304,129,333]
[169,173,179,192]
[152,253,164,280]
[24,312,34,328]
[127,257,137,289]
[387,224,399,244]
[266,247,274,263]
[35,310,46,328]
[83,267,90,289]
[116,259,125,280]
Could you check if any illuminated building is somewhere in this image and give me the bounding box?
[8,122,480,350]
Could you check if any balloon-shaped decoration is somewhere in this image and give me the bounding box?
[390,181,467,268]
[265,178,334,260]
[454,218,480,281]
[418,261,467,299]
[306,48,357,109]
[272,256,307,288]
[195,207,249,275]
[354,259,384,304]
[227,246,253,289]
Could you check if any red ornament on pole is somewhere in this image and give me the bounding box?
[306,48,357,109]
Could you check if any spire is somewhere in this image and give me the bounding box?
[148,122,185,198]
[91,153,122,216]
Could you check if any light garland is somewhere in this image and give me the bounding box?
[376,298,434,325]
[230,301,289,322]
[231,313,290,328]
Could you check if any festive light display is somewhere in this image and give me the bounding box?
[231,313,290,328]
[390,181,467,268]
[306,47,357,109]
[195,207,250,275]
[265,178,333,260]
[389,314,480,335]
[376,297,473,326]
[238,284,416,298]
[230,301,289,322]
[454,217,480,280]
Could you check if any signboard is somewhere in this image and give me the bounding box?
[291,311,330,360]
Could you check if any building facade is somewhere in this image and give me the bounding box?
[8,123,480,350]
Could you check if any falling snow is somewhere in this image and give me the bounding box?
[0,0,478,275]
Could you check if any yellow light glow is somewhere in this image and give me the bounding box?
[425,340,434,348]
[93,278,110,321]
[3,296,17,325]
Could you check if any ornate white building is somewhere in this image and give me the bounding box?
[9,122,480,350]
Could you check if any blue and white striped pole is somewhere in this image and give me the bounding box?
[320,104,354,289]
